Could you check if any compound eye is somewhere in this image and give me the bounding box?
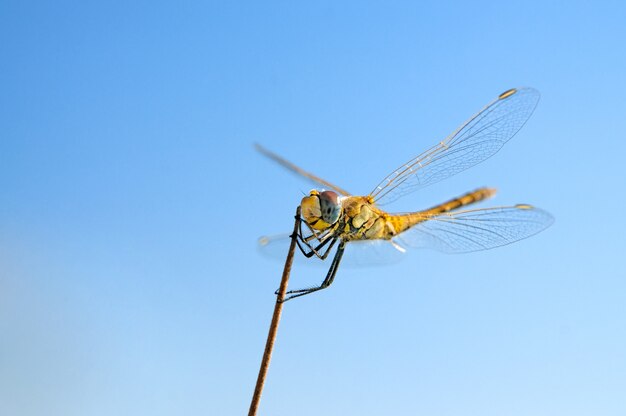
[319,191,341,224]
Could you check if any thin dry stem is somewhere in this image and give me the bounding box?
[248,206,300,416]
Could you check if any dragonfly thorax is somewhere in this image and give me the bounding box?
[300,190,342,230]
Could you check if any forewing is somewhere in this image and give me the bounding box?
[370,88,540,205]
[394,204,553,253]
[256,143,351,196]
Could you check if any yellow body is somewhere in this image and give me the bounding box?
[301,187,496,242]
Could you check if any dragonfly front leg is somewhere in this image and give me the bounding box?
[300,215,326,244]
[280,242,346,302]
[294,217,337,260]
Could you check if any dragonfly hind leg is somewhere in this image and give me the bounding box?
[274,236,338,297]
[279,242,346,302]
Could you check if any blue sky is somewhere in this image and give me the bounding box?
[1,1,625,415]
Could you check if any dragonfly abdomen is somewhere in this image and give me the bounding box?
[423,187,496,215]
[389,187,498,235]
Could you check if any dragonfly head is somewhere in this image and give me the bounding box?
[300,190,342,230]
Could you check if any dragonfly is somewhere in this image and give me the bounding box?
[258,87,553,302]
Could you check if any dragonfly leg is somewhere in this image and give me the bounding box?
[300,216,326,244]
[293,219,317,253]
[316,237,339,260]
[300,216,339,249]
[294,217,337,260]
[275,237,339,296]
[280,242,346,302]
[296,234,338,260]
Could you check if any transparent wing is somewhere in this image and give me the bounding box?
[370,88,540,205]
[258,234,406,267]
[393,204,553,253]
[255,143,351,196]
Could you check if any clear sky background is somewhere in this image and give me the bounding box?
[1,2,625,415]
